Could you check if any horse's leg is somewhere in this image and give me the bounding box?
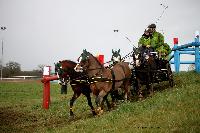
[123,80,131,101]
[137,79,143,100]
[133,80,139,98]
[103,93,111,110]
[69,92,81,117]
[110,90,117,107]
[84,93,97,116]
[147,83,154,97]
[147,71,154,97]
[150,73,155,96]
[95,90,107,115]
[149,84,154,96]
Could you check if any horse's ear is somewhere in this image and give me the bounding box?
[112,49,114,53]
[118,49,120,53]
[83,49,88,54]
[77,56,80,62]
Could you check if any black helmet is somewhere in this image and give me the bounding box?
[148,23,156,28]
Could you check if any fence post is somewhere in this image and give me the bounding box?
[195,36,200,73]
[173,38,180,73]
[42,66,51,109]
[41,66,59,109]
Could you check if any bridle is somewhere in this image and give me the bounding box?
[81,55,104,77]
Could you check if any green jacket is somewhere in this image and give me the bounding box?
[138,31,171,59]
[138,31,164,49]
[138,36,151,47]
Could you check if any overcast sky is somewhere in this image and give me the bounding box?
[0,0,200,71]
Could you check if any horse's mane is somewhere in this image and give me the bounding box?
[61,60,77,65]
[87,52,103,67]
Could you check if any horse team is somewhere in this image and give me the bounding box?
[55,48,174,118]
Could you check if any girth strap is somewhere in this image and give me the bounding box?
[111,69,115,90]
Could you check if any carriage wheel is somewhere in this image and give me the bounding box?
[166,63,174,87]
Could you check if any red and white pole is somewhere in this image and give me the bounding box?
[41,66,58,109]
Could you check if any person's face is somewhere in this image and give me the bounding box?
[144,30,149,36]
[148,28,155,34]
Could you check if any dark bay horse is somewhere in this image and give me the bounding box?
[75,49,132,114]
[132,47,157,99]
[55,60,97,117]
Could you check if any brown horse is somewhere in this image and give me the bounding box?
[132,47,158,99]
[75,49,132,114]
[133,46,174,100]
[55,60,97,117]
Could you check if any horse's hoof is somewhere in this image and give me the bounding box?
[149,93,153,97]
[111,102,117,108]
[96,107,101,112]
[138,94,143,100]
[149,91,154,97]
[92,111,97,116]
[98,109,104,115]
[95,107,103,115]
[68,115,75,121]
[138,95,143,101]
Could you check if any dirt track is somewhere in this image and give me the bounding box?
[0,107,38,133]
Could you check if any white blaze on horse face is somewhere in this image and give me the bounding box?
[56,72,60,79]
[135,55,140,67]
[128,63,133,69]
[145,55,149,60]
[113,56,121,63]
[74,63,83,72]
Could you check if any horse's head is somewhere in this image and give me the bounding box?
[133,50,142,67]
[75,49,103,76]
[111,49,122,64]
[133,47,157,67]
[55,60,77,83]
[55,61,63,77]
[74,49,90,72]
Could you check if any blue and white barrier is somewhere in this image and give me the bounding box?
[169,36,200,73]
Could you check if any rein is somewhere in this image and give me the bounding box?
[107,50,135,68]
[87,67,103,71]
[89,75,130,84]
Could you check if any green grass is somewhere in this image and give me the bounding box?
[0,72,200,133]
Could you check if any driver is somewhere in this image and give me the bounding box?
[138,23,171,59]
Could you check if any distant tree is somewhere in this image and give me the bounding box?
[37,64,46,73]
[3,61,21,77]
[18,70,42,77]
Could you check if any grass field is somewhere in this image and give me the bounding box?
[0,72,200,133]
